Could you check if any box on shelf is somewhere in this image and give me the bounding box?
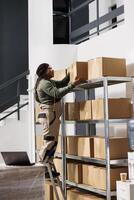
[80,100,92,120]
[92,98,132,120]
[66,136,79,155]
[67,162,82,184]
[82,164,128,190]
[53,69,67,80]
[82,165,96,186]
[88,57,126,80]
[36,135,43,150]
[67,189,104,200]
[64,102,80,120]
[67,62,88,82]
[78,137,94,157]
[94,137,130,159]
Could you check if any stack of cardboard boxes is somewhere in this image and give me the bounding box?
[36,57,132,199]
[54,135,130,196]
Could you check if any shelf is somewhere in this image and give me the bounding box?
[74,76,132,90]
[65,119,131,124]
[66,180,116,197]
[55,153,128,166]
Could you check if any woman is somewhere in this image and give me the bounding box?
[35,63,81,163]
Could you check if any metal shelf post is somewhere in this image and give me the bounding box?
[61,98,67,199]
[103,77,111,200]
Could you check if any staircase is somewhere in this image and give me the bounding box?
[0,71,30,164]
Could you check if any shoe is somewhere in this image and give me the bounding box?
[45,171,60,179]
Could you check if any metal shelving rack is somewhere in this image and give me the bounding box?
[59,76,132,200]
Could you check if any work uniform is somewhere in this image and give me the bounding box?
[36,75,74,162]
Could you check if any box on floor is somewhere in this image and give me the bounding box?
[67,189,104,200]
[53,158,62,175]
[55,135,64,154]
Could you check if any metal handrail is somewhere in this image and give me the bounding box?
[0,102,29,121]
[0,69,29,120]
[0,69,29,91]
[70,5,124,40]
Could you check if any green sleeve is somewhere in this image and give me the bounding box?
[41,80,74,98]
[52,74,70,88]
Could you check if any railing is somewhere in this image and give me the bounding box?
[69,0,124,44]
[0,69,29,121]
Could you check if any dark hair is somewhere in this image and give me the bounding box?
[36,63,49,78]
[34,63,49,102]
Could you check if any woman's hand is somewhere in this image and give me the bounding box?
[72,76,82,86]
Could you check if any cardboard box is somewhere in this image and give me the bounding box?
[92,98,132,120]
[80,100,92,120]
[55,135,63,153]
[78,137,94,157]
[53,69,67,80]
[67,162,82,184]
[88,57,126,80]
[82,165,127,190]
[94,137,130,159]
[82,165,96,186]
[53,158,62,175]
[67,189,104,200]
[68,62,88,82]
[64,102,80,120]
[53,185,63,200]
[36,135,43,150]
[45,182,53,200]
[66,136,79,155]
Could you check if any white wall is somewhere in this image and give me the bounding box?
[28,0,53,47]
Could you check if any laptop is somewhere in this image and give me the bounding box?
[1,151,35,166]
